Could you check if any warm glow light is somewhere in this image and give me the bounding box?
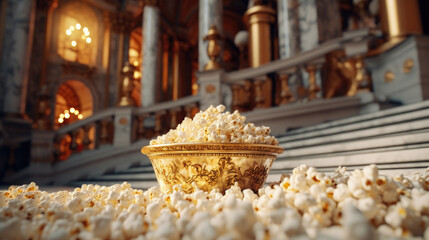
[70,107,75,113]
[66,29,72,35]
[86,37,91,44]
[59,113,65,118]
[58,118,64,123]
[78,114,83,119]
[65,112,70,119]
[133,60,139,66]
[74,110,79,115]
[71,41,77,47]
[134,71,141,79]
[83,27,90,36]
[65,110,69,113]
[70,26,75,31]
[76,23,81,30]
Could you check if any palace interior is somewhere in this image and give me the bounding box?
[0,0,429,187]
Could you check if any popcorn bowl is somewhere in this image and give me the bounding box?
[141,143,284,193]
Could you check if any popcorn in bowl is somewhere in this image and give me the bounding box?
[142,105,284,193]
[150,105,279,145]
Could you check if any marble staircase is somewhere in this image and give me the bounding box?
[68,100,429,189]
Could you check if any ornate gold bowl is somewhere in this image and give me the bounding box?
[141,143,284,193]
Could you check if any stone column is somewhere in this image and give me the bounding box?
[296,0,320,100]
[141,0,160,107]
[0,0,35,176]
[110,12,134,107]
[31,0,58,129]
[0,0,36,116]
[198,0,223,71]
[277,0,300,104]
[277,0,300,59]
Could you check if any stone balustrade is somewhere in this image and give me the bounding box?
[198,28,371,112]
[31,95,200,164]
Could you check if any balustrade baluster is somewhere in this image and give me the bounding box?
[155,111,166,135]
[231,84,241,111]
[169,108,181,129]
[254,79,265,109]
[305,65,321,101]
[231,80,253,112]
[136,115,147,140]
[277,73,294,105]
[53,136,62,162]
[82,125,92,150]
[184,103,198,119]
[69,130,79,151]
[99,119,110,145]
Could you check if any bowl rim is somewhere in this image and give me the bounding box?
[141,142,284,155]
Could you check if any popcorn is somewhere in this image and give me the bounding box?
[1,165,428,239]
[150,105,279,145]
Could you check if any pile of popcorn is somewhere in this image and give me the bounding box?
[150,105,279,145]
[1,165,429,240]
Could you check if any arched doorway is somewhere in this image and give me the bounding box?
[54,80,94,160]
[54,80,93,127]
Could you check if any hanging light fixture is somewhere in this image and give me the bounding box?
[57,107,84,125]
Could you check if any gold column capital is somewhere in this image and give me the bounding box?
[379,0,422,40]
[243,5,276,26]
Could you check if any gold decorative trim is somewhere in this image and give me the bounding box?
[403,58,414,73]
[384,70,395,83]
[142,143,284,154]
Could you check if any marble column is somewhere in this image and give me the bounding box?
[0,0,36,116]
[298,0,318,51]
[296,0,321,99]
[277,0,300,59]
[198,0,222,71]
[277,0,301,102]
[141,1,160,107]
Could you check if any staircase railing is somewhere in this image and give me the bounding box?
[30,95,200,164]
[197,28,371,112]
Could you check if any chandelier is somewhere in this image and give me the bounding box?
[58,107,83,125]
[65,23,91,61]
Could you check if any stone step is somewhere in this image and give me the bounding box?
[281,118,429,149]
[278,100,429,139]
[278,102,429,143]
[90,172,157,181]
[116,165,154,174]
[279,129,429,158]
[272,146,429,171]
[69,180,159,190]
[269,161,428,175]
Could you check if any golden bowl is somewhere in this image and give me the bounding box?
[141,143,284,193]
